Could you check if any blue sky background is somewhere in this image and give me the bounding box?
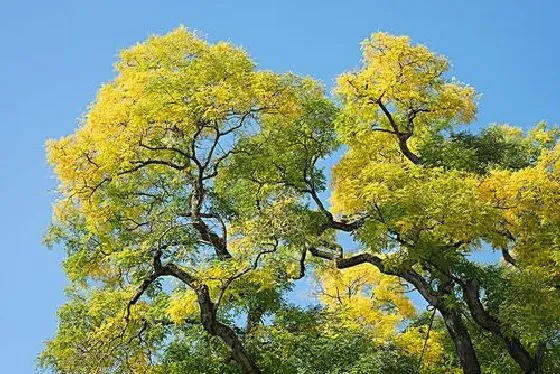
[1,1,559,372]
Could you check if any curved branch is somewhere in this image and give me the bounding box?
[458,279,541,373]
[374,98,422,164]
[306,246,481,373]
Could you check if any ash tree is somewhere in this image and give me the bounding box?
[41,28,560,374]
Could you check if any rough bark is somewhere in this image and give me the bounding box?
[440,308,482,374]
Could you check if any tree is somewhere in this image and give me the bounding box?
[42,27,560,374]
[329,33,560,374]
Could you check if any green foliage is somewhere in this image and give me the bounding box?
[42,27,560,374]
[419,122,560,173]
[156,306,421,374]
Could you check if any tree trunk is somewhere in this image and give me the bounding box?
[440,309,482,374]
[197,285,261,374]
[401,270,481,374]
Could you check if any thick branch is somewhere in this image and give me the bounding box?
[161,262,261,373]
[304,187,363,232]
[197,285,261,374]
[440,308,481,374]
[307,246,481,373]
[459,279,541,373]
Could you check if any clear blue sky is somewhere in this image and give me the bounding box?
[1,1,559,372]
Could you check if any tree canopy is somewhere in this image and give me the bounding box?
[42,27,560,374]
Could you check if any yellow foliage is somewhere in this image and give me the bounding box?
[167,288,199,324]
[43,26,560,374]
[46,27,308,240]
[395,326,448,370]
[318,264,415,340]
[479,145,560,278]
[335,32,477,149]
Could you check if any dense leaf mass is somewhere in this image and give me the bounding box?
[42,28,560,374]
